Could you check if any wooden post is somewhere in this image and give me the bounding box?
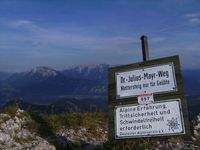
[141,35,150,61]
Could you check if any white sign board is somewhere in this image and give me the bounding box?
[115,99,185,139]
[116,63,177,99]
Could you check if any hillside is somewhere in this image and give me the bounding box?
[183,70,200,96]
[0,105,200,150]
[0,105,108,150]
[0,72,11,81]
[0,107,56,150]
[187,96,200,119]
[3,97,107,114]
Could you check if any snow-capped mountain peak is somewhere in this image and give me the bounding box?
[28,66,59,78]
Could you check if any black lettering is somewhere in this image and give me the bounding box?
[120,77,126,83]
[157,70,169,78]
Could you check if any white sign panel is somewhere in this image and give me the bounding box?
[115,99,185,139]
[116,63,177,99]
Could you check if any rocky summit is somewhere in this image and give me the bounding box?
[0,106,108,150]
[0,109,56,150]
[0,106,200,150]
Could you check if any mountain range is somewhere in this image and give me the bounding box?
[0,64,200,117]
[0,65,108,105]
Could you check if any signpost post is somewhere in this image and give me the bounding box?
[141,35,150,61]
[108,36,190,142]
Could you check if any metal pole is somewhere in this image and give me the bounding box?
[140,35,150,61]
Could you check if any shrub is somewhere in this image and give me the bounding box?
[3,105,18,116]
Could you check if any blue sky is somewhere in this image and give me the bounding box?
[0,0,200,72]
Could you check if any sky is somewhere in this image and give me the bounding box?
[0,0,200,72]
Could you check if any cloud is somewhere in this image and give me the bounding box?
[8,20,43,32]
[184,13,200,18]
[3,19,167,65]
[188,18,200,24]
[150,37,166,43]
[5,20,166,55]
[184,13,200,24]
[5,20,140,55]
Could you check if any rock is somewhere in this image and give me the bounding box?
[55,125,108,149]
[194,113,200,138]
[0,108,56,150]
[48,136,76,150]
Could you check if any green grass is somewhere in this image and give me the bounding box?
[3,105,18,117]
[13,135,34,144]
[2,104,108,139]
[45,112,108,133]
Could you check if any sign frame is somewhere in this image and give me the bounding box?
[114,99,185,139]
[115,62,177,99]
[108,55,190,140]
